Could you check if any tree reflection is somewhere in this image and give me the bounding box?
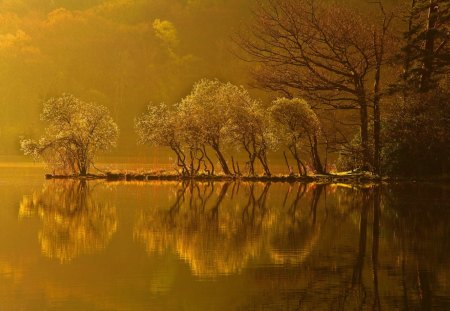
[382,184,450,311]
[174,183,263,277]
[135,181,324,277]
[14,181,449,309]
[372,186,381,311]
[243,184,450,311]
[323,187,371,311]
[19,180,117,263]
[268,184,323,265]
[129,181,450,308]
[135,182,262,276]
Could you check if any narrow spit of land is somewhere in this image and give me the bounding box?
[44,171,384,183]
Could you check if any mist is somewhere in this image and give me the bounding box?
[0,0,254,156]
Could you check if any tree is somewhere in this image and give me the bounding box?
[136,81,274,176]
[178,79,233,175]
[371,1,395,175]
[382,88,450,176]
[177,102,217,176]
[270,98,324,175]
[135,103,191,175]
[224,86,275,176]
[385,0,450,177]
[236,0,395,172]
[21,94,119,176]
[400,0,450,92]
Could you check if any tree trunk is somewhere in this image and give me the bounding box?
[403,0,417,96]
[283,151,293,175]
[236,161,241,176]
[189,149,195,176]
[257,151,271,176]
[213,145,231,175]
[359,97,372,171]
[172,145,188,175]
[78,155,88,176]
[372,1,392,175]
[289,145,306,176]
[311,134,325,174]
[231,156,239,175]
[80,167,87,176]
[194,147,204,175]
[248,156,256,176]
[420,0,439,92]
[373,53,382,176]
[203,146,215,175]
[243,143,256,176]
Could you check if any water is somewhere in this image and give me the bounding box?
[0,166,449,310]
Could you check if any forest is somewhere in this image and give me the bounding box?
[19,0,450,179]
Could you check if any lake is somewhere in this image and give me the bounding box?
[0,166,449,310]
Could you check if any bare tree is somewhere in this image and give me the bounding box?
[236,0,395,171]
[371,1,395,174]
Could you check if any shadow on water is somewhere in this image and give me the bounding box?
[19,180,117,263]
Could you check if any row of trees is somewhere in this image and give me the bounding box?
[136,79,327,177]
[21,76,449,177]
[21,83,325,177]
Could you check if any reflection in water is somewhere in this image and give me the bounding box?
[0,261,24,284]
[134,182,325,277]
[135,182,262,276]
[134,182,450,309]
[19,180,117,262]
[5,177,450,310]
[382,184,450,311]
[269,183,322,265]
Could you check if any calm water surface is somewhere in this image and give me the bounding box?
[0,166,449,310]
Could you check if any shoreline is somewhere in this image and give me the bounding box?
[44,172,449,184]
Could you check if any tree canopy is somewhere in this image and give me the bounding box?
[21,94,119,175]
[270,98,323,175]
